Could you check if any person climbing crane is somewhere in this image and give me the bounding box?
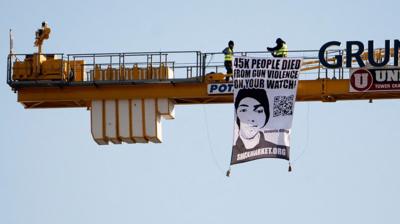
[222,40,234,81]
[267,38,288,57]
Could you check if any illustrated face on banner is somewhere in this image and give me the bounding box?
[237,97,266,139]
[235,89,270,140]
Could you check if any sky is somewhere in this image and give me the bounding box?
[1,0,400,223]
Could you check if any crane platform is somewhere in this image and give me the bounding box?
[7,24,400,144]
[8,50,400,109]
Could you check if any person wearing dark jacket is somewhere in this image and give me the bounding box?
[267,38,288,57]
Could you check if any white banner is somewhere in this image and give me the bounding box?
[230,56,302,165]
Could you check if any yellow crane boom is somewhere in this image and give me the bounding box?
[7,23,400,144]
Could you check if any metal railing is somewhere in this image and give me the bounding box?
[7,49,400,88]
[7,54,11,85]
[66,51,203,81]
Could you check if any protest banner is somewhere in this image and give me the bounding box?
[230,56,302,165]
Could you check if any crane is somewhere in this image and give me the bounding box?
[7,23,400,145]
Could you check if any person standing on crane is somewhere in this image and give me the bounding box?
[34,21,51,55]
[222,40,234,81]
[267,38,288,57]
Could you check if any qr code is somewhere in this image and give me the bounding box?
[273,95,294,117]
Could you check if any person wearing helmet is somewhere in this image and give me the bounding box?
[267,38,288,57]
[222,40,234,81]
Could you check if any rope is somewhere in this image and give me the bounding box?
[206,53,215,70]
[291,102,311,164]
[202,105,226,175]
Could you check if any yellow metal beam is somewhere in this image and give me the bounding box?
[16,79,400,108]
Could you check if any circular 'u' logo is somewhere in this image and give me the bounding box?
[350,69,373,91]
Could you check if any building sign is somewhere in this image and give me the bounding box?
[350,68,400,92]
[319,40,400,68]
[230,56,302,165]
[207,83,234,95]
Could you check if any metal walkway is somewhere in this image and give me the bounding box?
[7,49,400,108]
